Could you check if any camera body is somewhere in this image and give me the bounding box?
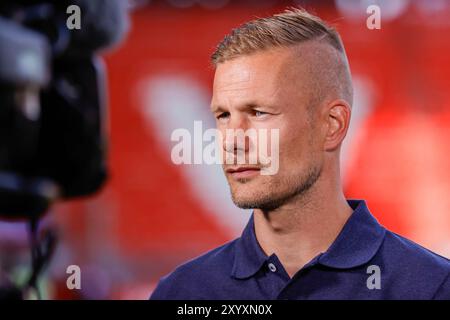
[0,0,128,218]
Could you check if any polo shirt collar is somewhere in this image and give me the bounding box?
[231,199,386,279]
[231,213,268,279]
[317,199,386,269]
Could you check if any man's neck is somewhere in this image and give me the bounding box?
[253,178,353,278]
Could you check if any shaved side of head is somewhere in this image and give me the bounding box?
[286,40,353,116]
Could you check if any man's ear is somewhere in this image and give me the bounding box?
[322,99,351,151]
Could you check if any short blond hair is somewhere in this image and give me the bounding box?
[211,7,345,66]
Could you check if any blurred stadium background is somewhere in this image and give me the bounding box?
[1,0,450,299]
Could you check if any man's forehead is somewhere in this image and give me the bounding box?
[211,63,282,110]
[213,64,253,91]
[211,42,330,88]
[213,50,291,92]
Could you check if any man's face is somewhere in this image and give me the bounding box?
[211,46,325,210]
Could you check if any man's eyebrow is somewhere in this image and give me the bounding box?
[210,105,228,113]
[240,102,279,112]
[210,102,279,113]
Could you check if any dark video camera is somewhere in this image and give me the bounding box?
[0,0,129,219]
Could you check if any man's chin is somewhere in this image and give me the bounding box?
[227,178,275,209]
[230,190,267,209]
[230,186,295,211]
[231,199,259,210]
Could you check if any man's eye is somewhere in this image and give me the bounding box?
[216,112,230,119]
[254,110,267,117]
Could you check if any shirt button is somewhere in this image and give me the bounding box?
[268,263,277,272]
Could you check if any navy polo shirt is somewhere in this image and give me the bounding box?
[150,200,450,300]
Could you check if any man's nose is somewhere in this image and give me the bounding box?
[222,115,250,154]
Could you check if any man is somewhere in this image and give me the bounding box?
[150,8,450,299]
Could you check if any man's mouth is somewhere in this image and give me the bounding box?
[225,166,261,180]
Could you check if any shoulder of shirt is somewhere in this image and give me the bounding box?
[381,229,450,299]
[149,238,238,299]
[382,229,450,269]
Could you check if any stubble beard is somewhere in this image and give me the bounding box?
[227,163,322,211]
